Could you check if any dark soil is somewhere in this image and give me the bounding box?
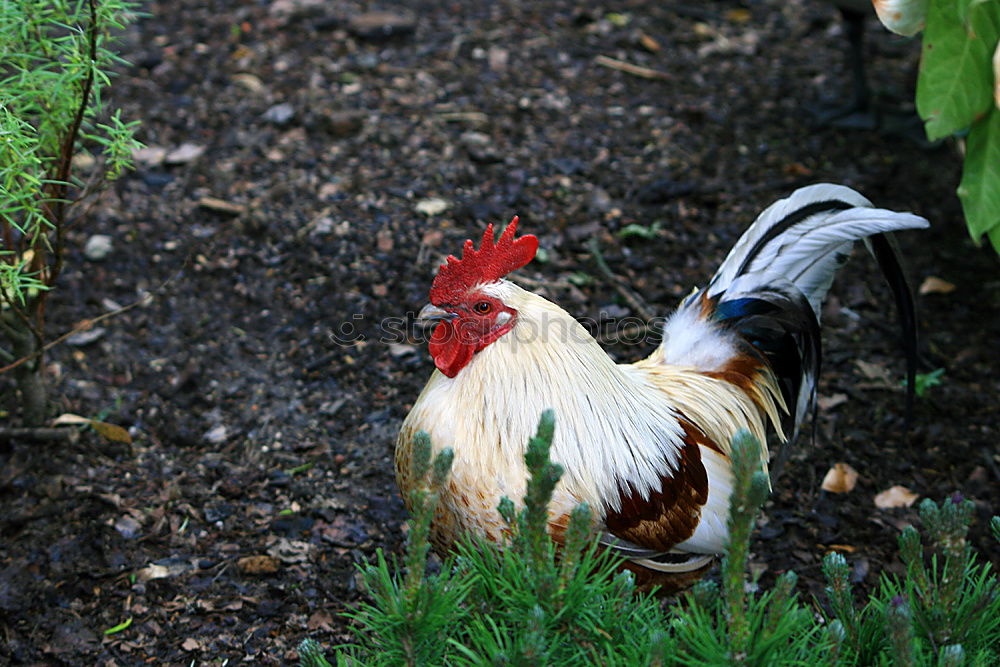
[2,0,999,663]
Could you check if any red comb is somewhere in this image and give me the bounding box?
[430,217,538,305]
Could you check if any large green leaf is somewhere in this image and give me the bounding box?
[917,0,1000,140]
[958,107,1000,246]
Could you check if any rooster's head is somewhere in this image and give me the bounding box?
[419,217,538,378]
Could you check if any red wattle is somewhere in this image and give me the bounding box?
[428,321,475,378]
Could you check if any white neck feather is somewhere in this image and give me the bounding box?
[406,281,687,513]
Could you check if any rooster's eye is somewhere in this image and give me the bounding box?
[473,301,492,314]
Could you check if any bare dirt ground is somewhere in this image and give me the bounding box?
[2,0,998,663]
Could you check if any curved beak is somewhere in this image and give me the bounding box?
[417,303,456,324]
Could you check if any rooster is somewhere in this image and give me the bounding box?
[396,184,928,591]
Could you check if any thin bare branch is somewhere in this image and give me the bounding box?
[45,0,100,290]
[0,269,181,375]
[0,285,44,345]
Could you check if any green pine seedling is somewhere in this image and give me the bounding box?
[336,437,470,666]
[672,429,823,664]
[330,417,1000,665]
[824,494,1000,665]
[297,638,332,667]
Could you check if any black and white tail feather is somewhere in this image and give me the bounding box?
[602,184,927,575]
[663,183,929,445]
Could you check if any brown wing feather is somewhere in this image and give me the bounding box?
[603,420,715,552]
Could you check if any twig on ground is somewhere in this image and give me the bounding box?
[594,55,671,80]
[0,427,79,442]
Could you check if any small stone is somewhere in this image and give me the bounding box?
[72,152,96,170]
[203,424,228,444]
[376,229,394,252]
[488,46,509,72]
[65,327,106,347]
[309,217,335,236]
[133,145,168,166]
[114,515,142,539]
[461,131,500,163]
[315,110,365,137]
[84,234,113,261]
[262,102,295,125]
[590,187,613,213]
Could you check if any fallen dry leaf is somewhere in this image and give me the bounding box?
[874,485,919,509]
[52,413,90,425]
[855,359,893,385]
[307,609,335,632]
[91,420,132,444]
[637,31,661,52]
[725,8,751,23]
[918,276,956,295]
[135,558,196,582]
[232,72,264,92]
[267,537,314,564]
[821,462,859,493]
[414,197,450,216]
[237,554,280,575]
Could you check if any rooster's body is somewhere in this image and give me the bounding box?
[396,184,927,590]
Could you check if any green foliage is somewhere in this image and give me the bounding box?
[452,412,673,665]
[820,494,1000,665]
[916,0,998,141]
[333,412,675,665]
[908,0,1000,252]
[903,367,946,397]
[298,638,333,667]
[616,222,661,240]
[0,0,141,422]
[323,417,1000,665]
[336,436,470,666]
[959,104,1000,251]
[671,430,827,664]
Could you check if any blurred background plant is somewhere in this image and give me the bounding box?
[0,0,141,425]
[875,0,1000,253]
